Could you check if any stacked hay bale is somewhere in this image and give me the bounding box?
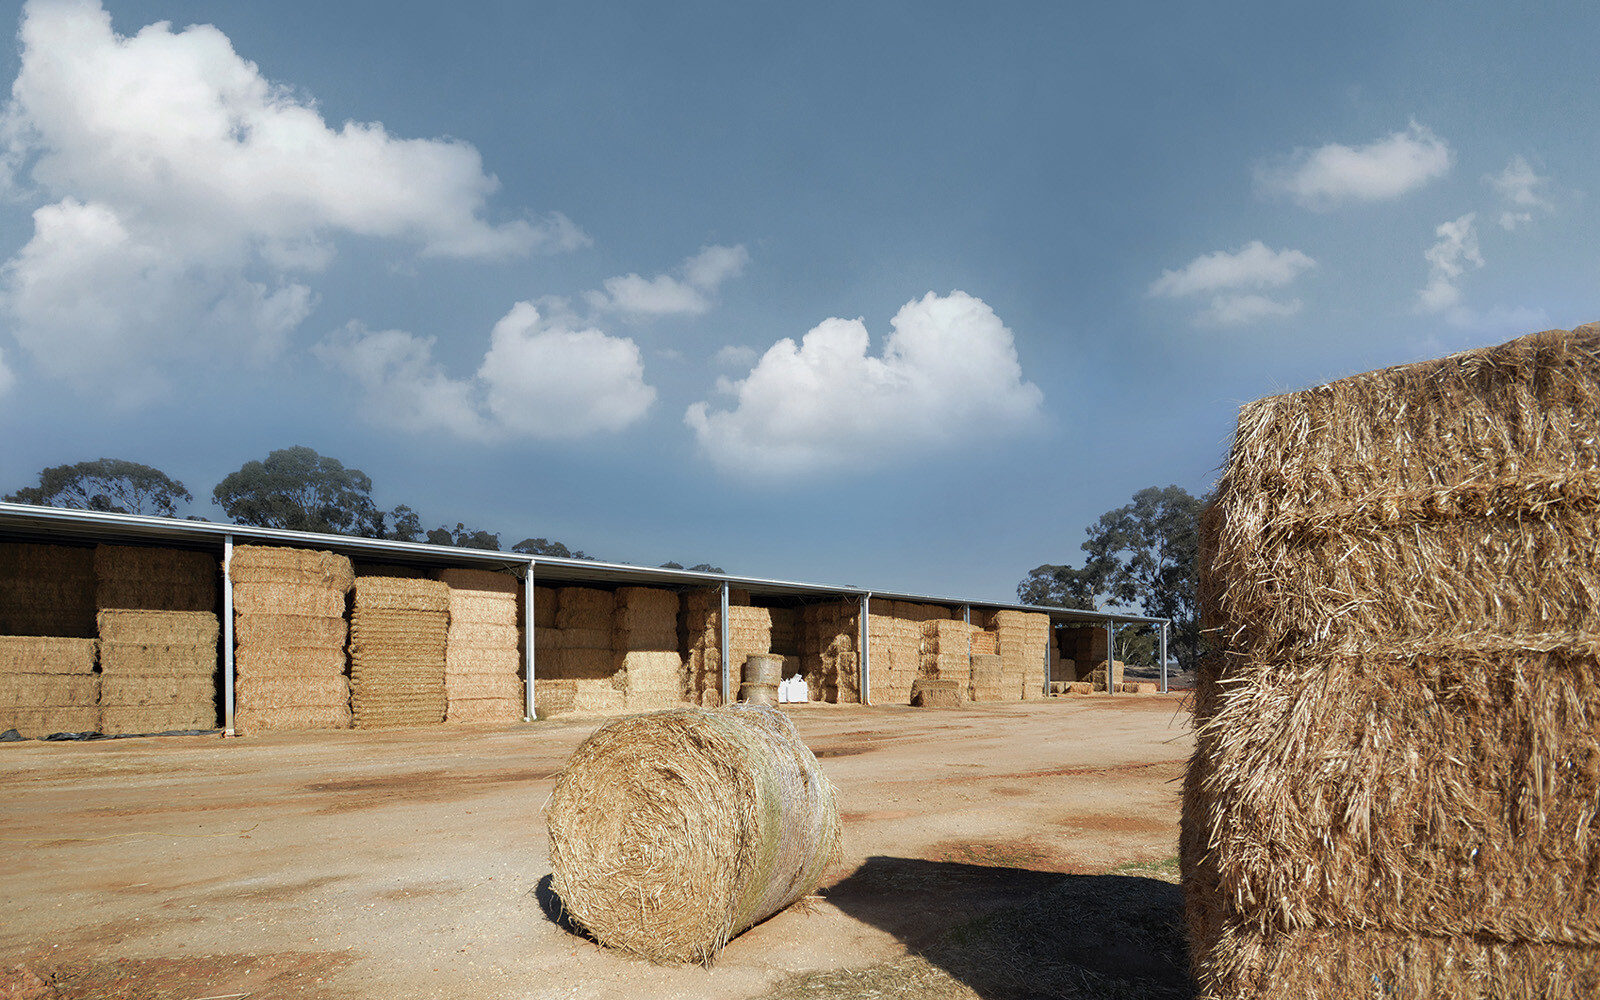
[231,545,354,734]
[682,592,771,709]
[969,627,997,656]
[800,602,859,703]
[1184,324,1600,998]
[865,600,923,705]
[538,587,623,715]
[0,637,99,737]
[0,543,99,736]
[348,576,448,729]
[0,543,96,637]
[435,568,524,723]
[919,618,974,700]
[547,704,842,965]
[94,545,221,735]
[992,610,1049,699]
[1060,626,1110,685]
[614,586,683,712]
[1089,658,1126,691]
[968,653,1006,701]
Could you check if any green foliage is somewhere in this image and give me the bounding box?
[6,458,192,517]
[1021,485,1205,667]
[427,522,501,550]
[383,504,423,542]
[512,537,592,560]
[212,445,381,535]
[660,560,725,574]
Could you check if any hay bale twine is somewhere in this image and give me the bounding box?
[547,704,841,965]
[742,653,785,686]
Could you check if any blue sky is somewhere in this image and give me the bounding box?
[0,0,1595,603]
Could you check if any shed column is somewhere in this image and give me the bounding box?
[1160,620,1169,695]
[962,604,972,676]
[1105,619,1116,696]
[720,581,731,705]
[859,593,872,706]
[222,535,235,737]
[524,560,536,721]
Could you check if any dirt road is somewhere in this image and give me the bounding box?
[0,696,1194,999]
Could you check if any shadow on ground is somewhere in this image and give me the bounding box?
[797,856,1194,1000]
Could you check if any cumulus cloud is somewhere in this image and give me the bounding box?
[1485,155,1552,230]
[0,0,580,399]
[316,303,655,441]
[685,291,1043,480]
[1148,241,1314,327]
[586,244,749,318]
[1416,213,1483,315]
[1256,122,1452,210]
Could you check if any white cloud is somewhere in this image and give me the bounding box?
[713,344,758,369]
[1148,241,1313,328]
[1257,122,1452,210]
[0,0,580,399]
[1148,241,1314,298]
[316,303,655,441]
[685,291,1043,480]
[1485,155,1552,230]
[1416,213,1483,315]
[586,243,748,318]
[1197,294,1303,328]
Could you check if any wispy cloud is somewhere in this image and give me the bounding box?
[1148,241,1314,327]
[586,244,749,318]
[1256,121,1452,210]
[1484,155,1553,230]
[1415,213,1483,315]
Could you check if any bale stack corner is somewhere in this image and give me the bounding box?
[232,545,354,735]
[349,576,448,729]
[1184,322,1600,998]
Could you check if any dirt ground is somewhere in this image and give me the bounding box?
[0,695,1196,1000]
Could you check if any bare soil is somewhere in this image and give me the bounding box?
[0,695,1195,1000]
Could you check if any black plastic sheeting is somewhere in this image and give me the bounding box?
[38,729,220,741]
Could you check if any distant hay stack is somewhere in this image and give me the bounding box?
[992,610,1049,700]
[231,545,354,735]
[94,544,217,613]
[1184,323,1600,998]
[434,568,524,724]
[349,576,448,729]
[0,542,96,637]
[800,602,860,703]
[97,610,219,734]
[0,636,99,737]
[537,587,623,716]
[547,704,842,965]
[919,618,974,702]
[682,591,770,709]
[613,587,684,713]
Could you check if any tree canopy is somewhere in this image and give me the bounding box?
[512,537,592,560]
[212,446,382,536]
[5,458,192,517]
[1020,485,1205,667]
[428,523,501,550]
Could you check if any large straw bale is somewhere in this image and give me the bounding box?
[446,645,521,675]
[912,678,963,707]
[97,610,218,646]
[94,545,217,612]
[229,581,346,618]
[968,653,1004,701]
[0,673,97,708]
[1186,324,1600,999]
[445,697,523,724]
[548,704,841,965]
[0,542,96,636]
[348,577,448,729]
[351,576,448,613]
[445,672,523,701]
[102,703,216,734]
[537,679,626,715]
[234,614,347,650]
[99,642,216,678]
[558,627,613,651]
[100,674,216,708]
[532,586,557,628]
[556,587,615,630]
[235,703,351,735]
[0,636,97,674]
[237,673,350,708]
[435,566,520,594]
[229,545,354,591]
[447,620,519,648]
[2,706,100,738]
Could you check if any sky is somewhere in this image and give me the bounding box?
[0,0,1595,605]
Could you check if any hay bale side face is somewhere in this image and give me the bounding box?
[547,705,841,965]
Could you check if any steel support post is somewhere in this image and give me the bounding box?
[720,581,731,705]
[963,604,972,675]
[1106,619,1116,696]
[860,592,872,706]
[524,560,536,721]
[222,535,236,736]
[1160,621,1169,695]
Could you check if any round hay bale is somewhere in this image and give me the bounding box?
[741,653,784,686]
[738,681,778,706]
[547,704,841,965]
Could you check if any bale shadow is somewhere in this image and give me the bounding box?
[533,873,594,942]
[820,856,1193,1000]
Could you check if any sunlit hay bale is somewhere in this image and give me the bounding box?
[969,629,998,655]
[229,545,355,591]
[993,610,1049,701]
[348,577,448,729]
[3,705,101,738]
[0,542,96,637]
[620,650,683,712]
[443,697,523,724]
[0,673,96,709]
[1185,323,1600,999]
[911,677,963,707]
[613,587,680,652]
[967,653,1004,701]
[547,704,842,965]
[0,636,97,674]
[233,615,348,651]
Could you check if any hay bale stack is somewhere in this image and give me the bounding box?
[547,704,842,965]
[535,588,623,715]
[969,628,997,655]
[94,545,217,612]
[230,545,353,735]
[968,653,1006,701]
[920,619,974,679]
[348,577,448,729]
[992,610,1049,700]
[767,606,800,656]
[97,610,218,733]
[0,636,99,737]
[682,592,771,709]
[613,588,684,710]
[435,568,523,724]
[0,542,96,637]
[800,602,860,704]
[865,614,920,705]
[911,677,963,708]
[1089,659,1126,692]
[1185,324,1600,999]
[532,585,557,628]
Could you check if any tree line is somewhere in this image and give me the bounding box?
[3,448,722,572]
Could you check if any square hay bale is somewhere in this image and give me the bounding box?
[445,697,524,724]
[100,674,216,708]
[234,614,348,650]
[445,672,524,701]
[235,703,352,735]
[229,545,354,591]
[0,542,97,637]
[101,703,217,734]
[0,636,97,675]
[0,673,97,708]
[348,577,448,730]
[94,545,217,612]
[1,705,101,738]
[1185,323,1600,999]
[532,586,557,628]
[231,581,347,618]
[556,587,615,630]
[445,645,521,675]
[97,610,219,646]
[237,673,350,709]
[99,640,217,678]
[435,567,520,594]
[911,678,963,707]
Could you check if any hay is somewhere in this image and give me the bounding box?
[235,703,351,735]
[97,610,218,646]
[0,542,96,637]
[738,681,778,706]
[742,653,785,686]
[537,679,626,715]
[234,646,347,677]
[234,614,348,649]
[0,673,97,708]
[0,636,97,675]
[446,645,521,674]
[100,674,216,707]
[445,697,524,724]
[94,545,217,612]
[230,582,346,618]
[911,678,963,708]
[1185,324,1600,999]
[349,577,449,729]
[1,706,100,739]
[101,703,217,734]
[229,545,354,591]
[444,673,523,701]
[99,641,216,677]
[556,587,615,630]
[547,704,842,965]
[237,674,350,708]
[532,586,557,628]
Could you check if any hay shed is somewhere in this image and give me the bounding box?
[1185,323,1600,997]
[546,704,841,965]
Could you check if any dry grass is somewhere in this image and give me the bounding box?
[547,704,842,965]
